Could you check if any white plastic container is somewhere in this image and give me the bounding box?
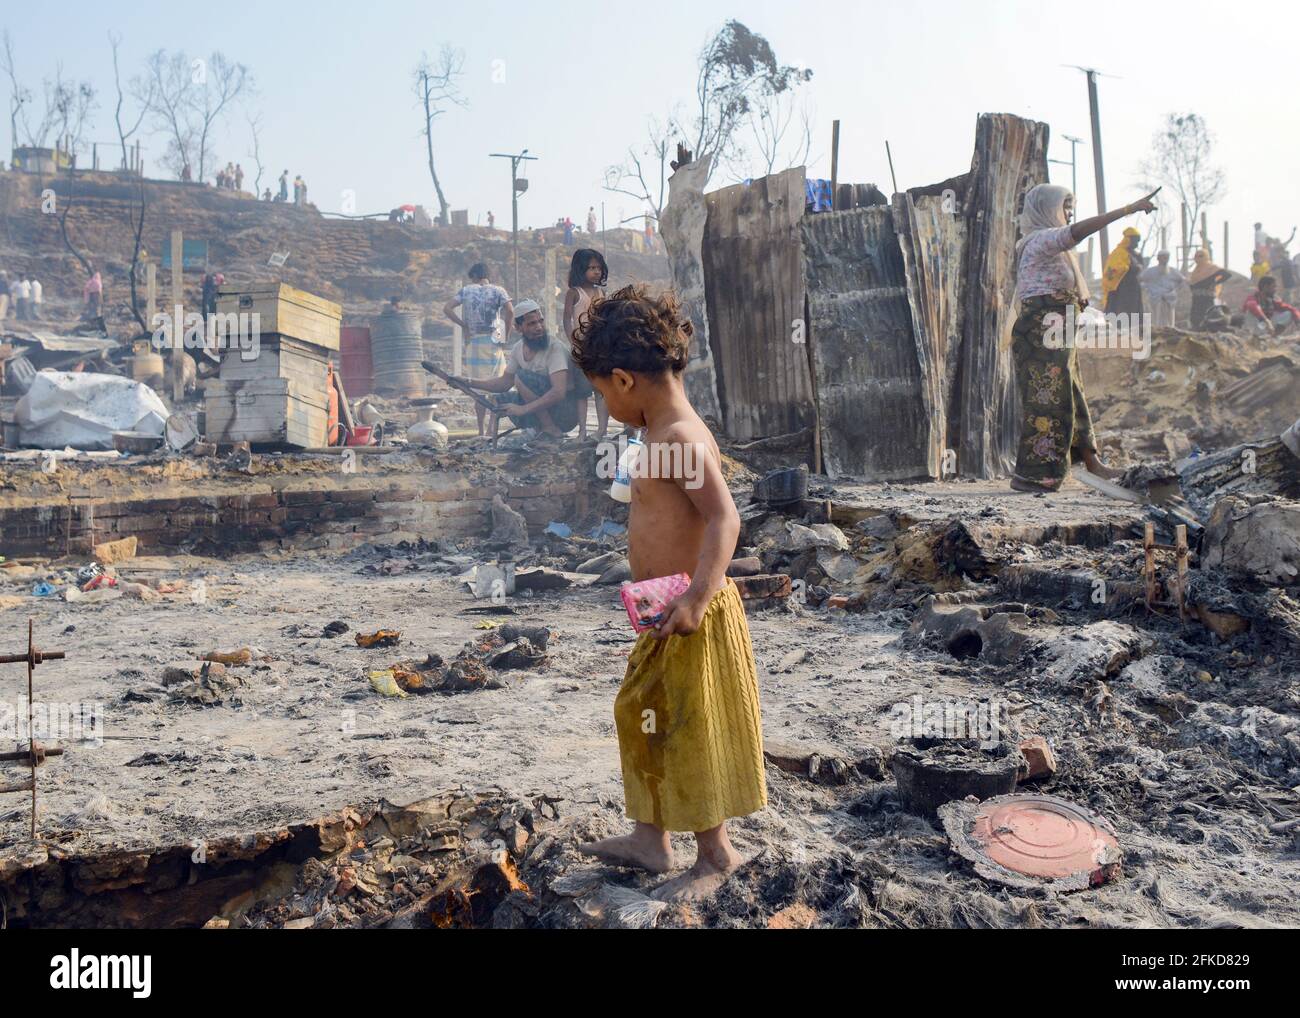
[609,434,644,503]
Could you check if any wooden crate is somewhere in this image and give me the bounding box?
[203,377,328,448]
[215,283,342,351]
[218,334,330,397]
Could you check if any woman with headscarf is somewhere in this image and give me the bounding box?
[1009,184,1158,492]
[1187,249,1229,329]
[1102,227,1146,315]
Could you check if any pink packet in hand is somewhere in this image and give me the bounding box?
[620,573,692,633]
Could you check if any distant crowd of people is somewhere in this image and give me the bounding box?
[0,266,109,337]
[215,162,245,192]
[0,272,44,322]
[258,169,309,206]
[1098,221,1299,337]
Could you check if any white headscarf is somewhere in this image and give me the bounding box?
[1015,183,1090,301]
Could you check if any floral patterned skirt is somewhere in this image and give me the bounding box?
[1011,292,1097,492]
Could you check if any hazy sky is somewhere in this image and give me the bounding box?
[7,0,1297,270]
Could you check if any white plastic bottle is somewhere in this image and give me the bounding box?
[609,433,644,503]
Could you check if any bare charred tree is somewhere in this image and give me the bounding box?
[687,21,811,186]
[107,33,154,332]
[137,49,252,181]
[2,33,96,159]
[56,169,93,277]
[110,32,153,172]
[413,46,466,226]
[1139,113,1226,270]
[46,67,97,159]
[126,172,149,334]
[736,88,814,180]
[192,52,252,181]
[246,110,265,195]
[136,50,194,178]
[606,21,810,206]
[1,30,29,151]
[604,114,678,223]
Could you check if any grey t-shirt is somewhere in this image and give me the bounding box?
[507,338,572,379]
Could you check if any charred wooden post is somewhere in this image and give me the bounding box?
[1144,522,1157,611]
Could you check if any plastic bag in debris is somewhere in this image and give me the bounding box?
[14,371,168,450]
[368,670,408,698]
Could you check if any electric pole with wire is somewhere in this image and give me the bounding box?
[1066,66,1116,261]
[1049,133,1084,201]
[489,149,537,296]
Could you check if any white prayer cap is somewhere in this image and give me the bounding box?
[513,298,541,320]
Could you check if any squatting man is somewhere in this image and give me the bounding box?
[448,299,583,440]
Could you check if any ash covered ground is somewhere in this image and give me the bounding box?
[2,463,1297,927]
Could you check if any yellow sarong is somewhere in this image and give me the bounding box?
[614,578,767,832]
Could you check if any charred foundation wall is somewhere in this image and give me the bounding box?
[0,471,583,559]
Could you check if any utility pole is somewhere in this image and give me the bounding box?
[830,120,840,209]
[1068,66,1114,262]
[1181,203,1190,271]
[1048,133,1084,199]
[169,229,184,404]
[490,150,537,296]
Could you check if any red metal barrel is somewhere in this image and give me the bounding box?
[339,326,373,397]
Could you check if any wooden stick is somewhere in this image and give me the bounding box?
[1175,524,1189,623]
[420,360,499,414]
[1143,522,1156,612]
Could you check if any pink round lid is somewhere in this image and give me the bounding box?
[970,795,1120,882]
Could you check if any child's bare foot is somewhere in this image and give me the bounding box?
[578,823,674,873]
[650,847,742,902]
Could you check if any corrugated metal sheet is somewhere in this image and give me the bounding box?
[689,114,1047,482]
[802,206,932,480]
[955,113,1051,477]
[892,181,969,477]
[702,168,815,442]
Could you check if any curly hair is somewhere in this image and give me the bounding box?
[570,283,693,377]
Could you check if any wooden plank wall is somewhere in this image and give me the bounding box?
[702,167,815,443]
[892,176,970,477]
[802,206,932,480]
[954,113,1051,478]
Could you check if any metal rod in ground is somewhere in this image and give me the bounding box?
[885,140,899,195]
[28,619,35,838]
[0,747,63,762]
